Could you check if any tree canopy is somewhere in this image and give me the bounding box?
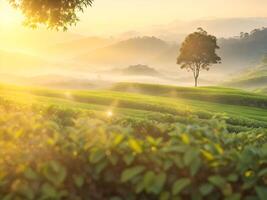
[177,28,221,87]
[8,0,94,30]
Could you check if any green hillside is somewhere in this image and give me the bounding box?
[225,62,267,89]
[256,87,267,94]
[111,82,267,108]
[1,83,267,132]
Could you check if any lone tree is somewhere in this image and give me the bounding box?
[8,0,94,30]
[177,28,221,87]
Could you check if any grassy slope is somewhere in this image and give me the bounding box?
[224,64,267,89]
[255,87,267,94]
[111,82,267,108]
[0,83,267,131]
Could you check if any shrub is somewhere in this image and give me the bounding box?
[1,100,267,199]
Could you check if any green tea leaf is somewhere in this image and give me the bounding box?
[227,174,238,182]
[190,157,201,176]
[184,148,198,166]
[43,161,67,186]
[129,139,142,153]
[73,175,84,188]
[41,183,58,198]
[224,193,241,200]
[153,172,167,194]
[89,149,105,164]
[160,191,170,200]
[121,166,145,183]
[256,186,267,200]
[208,175,226,188]
[123,154,135,165]
[24,168,38,181]
[199,183,214,196]
[258,168,267,177]
[143,171,155,192]
[172,178,191,195]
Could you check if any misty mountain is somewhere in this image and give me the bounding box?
[218,27,267,72]
[4,25,267,81]
[73,27,267,74]
[76,36,173,65]
[142,17,267,42]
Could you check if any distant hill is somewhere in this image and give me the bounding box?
[43,37,114,57]
[4,26,267,79]
[71,28,267,74]
[218,28,267,71]
[76,36,173,65]
[121,65,160,77]
[144,18,267,42]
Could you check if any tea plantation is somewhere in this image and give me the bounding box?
[1,83,267,199]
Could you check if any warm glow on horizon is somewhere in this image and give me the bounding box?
[1,0,267,35]
[71,0,267,35]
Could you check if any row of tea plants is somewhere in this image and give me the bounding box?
[1,98,267,200]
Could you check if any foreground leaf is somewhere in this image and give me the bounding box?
[172,178,191,195]
[121,166,145,183]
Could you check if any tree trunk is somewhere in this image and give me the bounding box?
[193,64,200,87]
[194,77,198,87]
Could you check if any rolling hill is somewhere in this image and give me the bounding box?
[68,28,267,74]
[224,59,267,89]
[256,87,267,94]
[14,27,265,78]
[4,27,267,85]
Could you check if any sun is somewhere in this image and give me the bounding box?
[0,1,23,27]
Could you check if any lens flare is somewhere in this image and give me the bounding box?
[106,111,113,117]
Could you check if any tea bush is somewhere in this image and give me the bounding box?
[1,99,267,200]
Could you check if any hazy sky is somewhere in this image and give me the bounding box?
[1,0,267,35]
